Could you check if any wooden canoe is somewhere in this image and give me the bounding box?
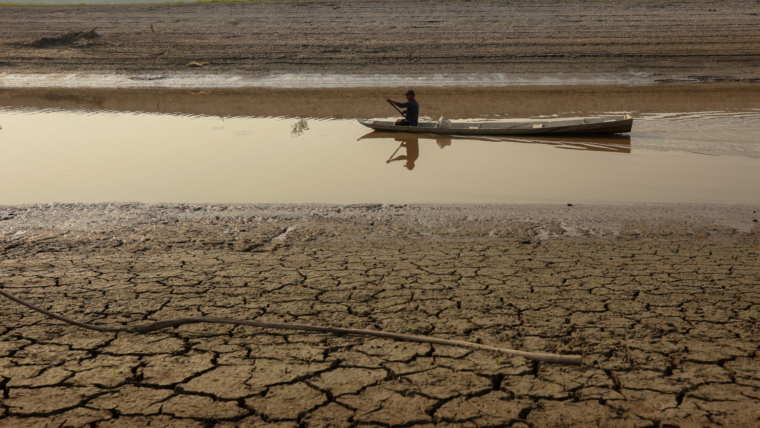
[357,114,632,136]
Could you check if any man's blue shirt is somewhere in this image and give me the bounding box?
[396,99,419,126]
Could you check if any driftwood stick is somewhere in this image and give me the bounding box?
[0,288,582,365]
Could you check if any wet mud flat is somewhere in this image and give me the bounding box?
[3,83,760,119]
[1,203,759,427]
[1,0,760,81]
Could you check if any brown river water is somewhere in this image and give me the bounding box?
[1,85,758,204]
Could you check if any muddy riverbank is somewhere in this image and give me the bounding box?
[1,0,760,85]
[3,84,760,119]
[1,203,760,426]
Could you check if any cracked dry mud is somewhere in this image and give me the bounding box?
[1,204,759,427]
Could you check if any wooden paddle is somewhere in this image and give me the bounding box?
[387,99,406,118]
[386,142,403,163]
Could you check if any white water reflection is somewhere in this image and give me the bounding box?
[0,108,759,204]
[632,110,760,158]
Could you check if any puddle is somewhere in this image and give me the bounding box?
[1,86,759,204]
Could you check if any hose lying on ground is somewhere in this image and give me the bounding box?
[0,288,582,365]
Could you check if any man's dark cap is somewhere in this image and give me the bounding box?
[403,90,415,97]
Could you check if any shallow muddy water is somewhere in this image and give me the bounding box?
[1,85,759,204]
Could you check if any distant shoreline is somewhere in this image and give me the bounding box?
[1,0,759,86]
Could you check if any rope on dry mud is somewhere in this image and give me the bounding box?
[0,288,582,365]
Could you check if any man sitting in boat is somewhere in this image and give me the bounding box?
[386,90,419,126]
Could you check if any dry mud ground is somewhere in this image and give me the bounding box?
[1,0,760,81]
[1,203,760,427]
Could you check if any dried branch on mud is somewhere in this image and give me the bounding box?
[0,288,582,365]
[32,28,100,48]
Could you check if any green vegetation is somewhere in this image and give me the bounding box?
[0,0,289,6]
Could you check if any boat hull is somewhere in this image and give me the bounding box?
[357,115,632,136]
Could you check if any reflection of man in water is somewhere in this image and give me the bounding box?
[386,137,419,170]
[385,90,419,126]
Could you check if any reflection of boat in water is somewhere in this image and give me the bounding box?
[360,132,631,154]
[358,114,632,136]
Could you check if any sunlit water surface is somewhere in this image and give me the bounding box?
[1,91,759,204]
